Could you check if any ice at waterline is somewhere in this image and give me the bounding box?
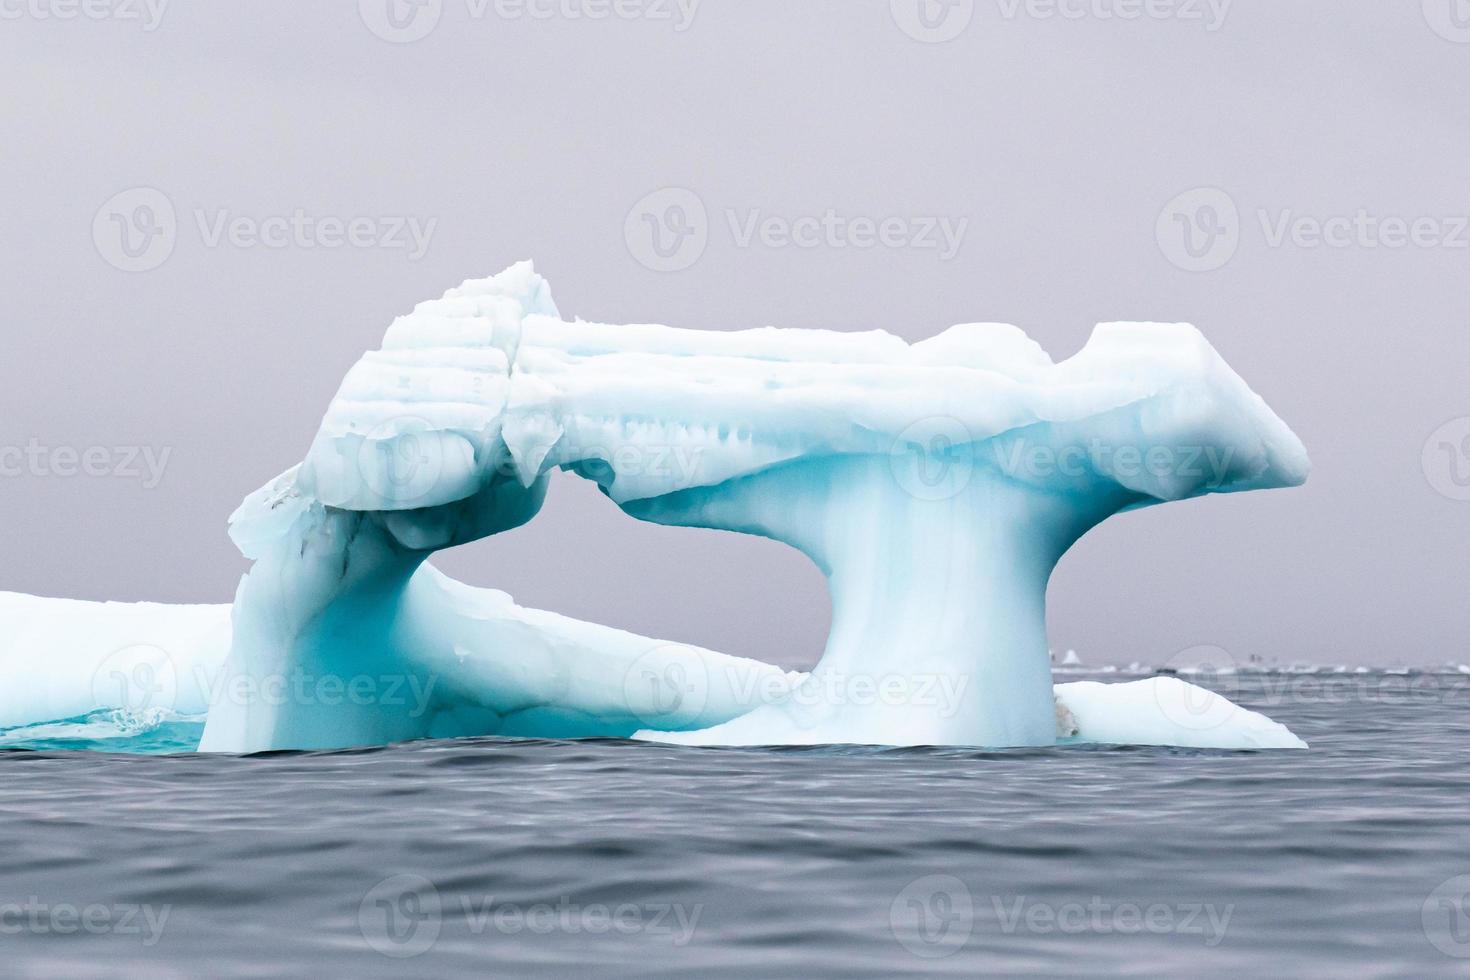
[1,263,1309,752]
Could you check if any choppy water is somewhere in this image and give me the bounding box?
[1,670,1468,978]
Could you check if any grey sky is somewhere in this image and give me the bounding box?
[2,1,1466,668]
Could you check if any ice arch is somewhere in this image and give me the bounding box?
[199,263,1307,751]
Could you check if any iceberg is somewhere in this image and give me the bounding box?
[182,261,1308,752]
[0,262,1312,752]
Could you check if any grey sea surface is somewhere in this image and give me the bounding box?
[0,670,1466,978]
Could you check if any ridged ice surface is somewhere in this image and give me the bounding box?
[293,262,1307,513]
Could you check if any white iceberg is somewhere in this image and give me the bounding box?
[5,263,1310,753]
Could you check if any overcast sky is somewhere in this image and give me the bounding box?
[2,1,1467,668]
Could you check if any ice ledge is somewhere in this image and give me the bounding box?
[0,591,1307,751]
[633,675,1307,750]
[1055,678,1308,750]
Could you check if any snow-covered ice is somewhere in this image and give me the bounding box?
[1054,678,1307,749]
[0,591,229,729]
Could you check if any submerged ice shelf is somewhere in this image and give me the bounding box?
[4,262,1310,752]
